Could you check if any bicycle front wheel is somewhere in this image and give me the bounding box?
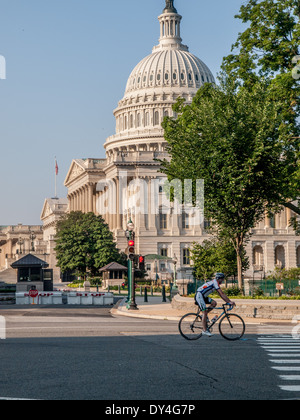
[219,314,245,341]
[178,313,203,340]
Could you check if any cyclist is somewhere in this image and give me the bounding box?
[195,273,236,337]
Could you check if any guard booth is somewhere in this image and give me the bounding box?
[100,262,128,289]
[11,254,53,292]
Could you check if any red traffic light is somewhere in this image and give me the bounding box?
[128,240,135,247]
[139,256,144,263]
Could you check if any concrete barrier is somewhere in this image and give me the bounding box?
[67,292,114,306]
[15,291,114,306]
[171,294,300,321]
[16,292,63,305]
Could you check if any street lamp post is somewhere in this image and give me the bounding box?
[125,218,138,310]
[171,254,179,298]
[17,237,24,255]
[29,232,36,252]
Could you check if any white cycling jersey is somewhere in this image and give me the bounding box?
[197,279,220,298]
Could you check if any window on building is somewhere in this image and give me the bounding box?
[160,248,168,257]
[159,212,168,230]
[204,218,211,230]
[182,212,189,229]
[275,245,285,268]
[270,215,276,228]
[297,246,300,268]
[253,245,264,267]
[154,111,160,126]
[183,248,190,265]
[160,263,166,272]
[145,112,149,126]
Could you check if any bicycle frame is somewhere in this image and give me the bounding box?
[197,303,234,330]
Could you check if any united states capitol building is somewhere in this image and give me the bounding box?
[2,1,299,285]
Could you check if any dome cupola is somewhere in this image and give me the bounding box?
[104,1,215,155]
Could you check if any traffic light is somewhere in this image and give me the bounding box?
[128,239,135,260]
[138,255,145,271]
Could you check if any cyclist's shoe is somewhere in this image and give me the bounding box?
[202,330,212,337]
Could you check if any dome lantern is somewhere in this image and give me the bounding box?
[157,0,185,51]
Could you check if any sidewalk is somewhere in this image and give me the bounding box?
[111,296,186,321]
[111,295,300,324]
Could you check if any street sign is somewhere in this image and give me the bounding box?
[29,289,39,305]
[29,289,39,298]
[276,283,284,291]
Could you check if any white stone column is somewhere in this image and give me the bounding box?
[88,183,94,213]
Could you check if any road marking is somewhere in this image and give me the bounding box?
[279,385,300,392]
[279,375,300,381]
[270,360,300,364]
[0,397,36,400]
[262,346,300,349]
[258,334,300,396]
[264,349,300,352]
[268,354,300,358]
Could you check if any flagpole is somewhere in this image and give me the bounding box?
[55,157,58,198]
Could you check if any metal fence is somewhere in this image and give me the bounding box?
[188,278,300,297]
[246,279,300,297]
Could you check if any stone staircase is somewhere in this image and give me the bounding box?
[0,268,17,284]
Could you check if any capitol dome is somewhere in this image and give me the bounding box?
[104,0,215,155]
[125,49,214,95]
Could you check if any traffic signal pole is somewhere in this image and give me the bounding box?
[128,257,138,310]
[126,219,138,310]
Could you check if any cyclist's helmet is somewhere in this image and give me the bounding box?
[215,273,225,281]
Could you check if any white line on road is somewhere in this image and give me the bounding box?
[262,346,300,349]
[279,385,300,392]
[268,354,300,357]
[279,375,300,381]
[270,360,300,364]
[272,366,300,371]
[264,349,300,352]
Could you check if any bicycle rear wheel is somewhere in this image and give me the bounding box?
[219,314,245,341]
[178,313,203,340]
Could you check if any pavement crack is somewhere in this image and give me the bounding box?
[172,361,218,383]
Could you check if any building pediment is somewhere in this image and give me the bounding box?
[64,160,86,186]
[40,198,68,221]
[40,200,52,220]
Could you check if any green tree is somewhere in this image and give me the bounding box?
[160,76,298,290]
[55,211,125,279]
[222,0,300,223]
[191,238,249,282]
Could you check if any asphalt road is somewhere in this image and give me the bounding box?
[0,306,299,401]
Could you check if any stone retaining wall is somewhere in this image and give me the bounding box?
[171,294,300,321]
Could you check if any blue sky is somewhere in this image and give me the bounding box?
[0,0,245,225]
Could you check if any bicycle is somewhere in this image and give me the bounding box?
[178,303,245,341]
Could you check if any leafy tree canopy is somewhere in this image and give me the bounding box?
[160,76,298,288]
[222,0,300,223]
[191,238,249,282]
[54,211,126,279]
